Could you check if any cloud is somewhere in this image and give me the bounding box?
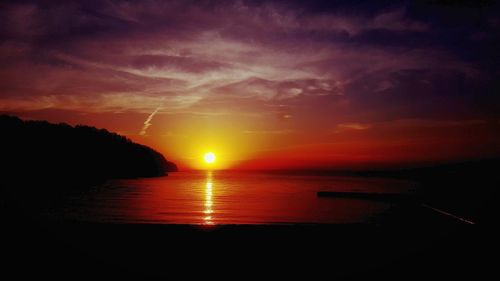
[336,123,371,132]
[243,129,294,135]
[140,105,162,136]
[333,119,488,133]
[374,119,489,129]
[0,0,498,123]
[371,8,428,33]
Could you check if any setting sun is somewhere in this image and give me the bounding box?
[204,152,216,164]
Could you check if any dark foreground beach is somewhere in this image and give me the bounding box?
[2,207,494,280]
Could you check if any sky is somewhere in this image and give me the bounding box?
[1,0,500,170]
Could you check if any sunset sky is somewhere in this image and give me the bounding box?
[1,0,500,170]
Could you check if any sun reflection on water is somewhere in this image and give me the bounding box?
[203,171,214,225]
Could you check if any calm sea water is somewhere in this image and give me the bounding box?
[61,171,416,225]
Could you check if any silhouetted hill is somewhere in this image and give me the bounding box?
[1,115,177,204]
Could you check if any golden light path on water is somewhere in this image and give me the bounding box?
[204,171,214,225]
[60,170,416,225]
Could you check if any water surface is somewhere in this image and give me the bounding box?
[62,171,415,224]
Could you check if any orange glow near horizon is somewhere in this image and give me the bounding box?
[3,1,500,170]
[144,117,499,170]
[14,111,500,171]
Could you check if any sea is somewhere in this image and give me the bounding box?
[58,170,417,225]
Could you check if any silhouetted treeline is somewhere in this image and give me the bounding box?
[1,115,177,204]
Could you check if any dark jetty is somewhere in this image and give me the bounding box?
[317,191,415,203]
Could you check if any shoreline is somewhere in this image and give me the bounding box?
[3,218,488,280]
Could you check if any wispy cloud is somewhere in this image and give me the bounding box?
[0,0,482,115]
[139,104,162,136]
[243,129,294,135]
[335,123,371,132]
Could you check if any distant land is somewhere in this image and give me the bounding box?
[1,115,177,206]
[233,158,500,224]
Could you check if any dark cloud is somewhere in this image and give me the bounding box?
[0,0,499,121]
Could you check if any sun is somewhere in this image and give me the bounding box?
[204,152,216,164]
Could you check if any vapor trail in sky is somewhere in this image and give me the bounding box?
[140,106,162,136]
